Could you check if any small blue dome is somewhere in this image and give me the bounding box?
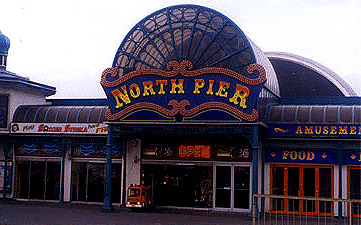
[0,30,10,54]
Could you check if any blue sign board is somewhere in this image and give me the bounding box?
[101,61,266,122]
[268,124,361,138]
[266,149,338,164]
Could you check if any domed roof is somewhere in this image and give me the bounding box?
[266,52,357,97]
[0,30,10,54]
[112,4,279,96]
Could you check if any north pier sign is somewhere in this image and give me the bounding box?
[101,61,266,122]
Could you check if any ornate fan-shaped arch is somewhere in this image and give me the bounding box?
[113,5,256,77]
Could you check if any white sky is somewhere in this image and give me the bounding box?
[0,0,360,98]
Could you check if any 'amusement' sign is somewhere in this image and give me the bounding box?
[268,124,361,138]
[101,61,266,122]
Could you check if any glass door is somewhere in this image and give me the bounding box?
[270,164,333,216]
[234,166,250,209]
[215,166,231,208]
[302,168,316,214]
[348,167,361,218]
[215,165,251,210]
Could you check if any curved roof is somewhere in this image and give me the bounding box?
[13,105,107,123]
[268,104,361,124]
[112,4,279,96]
[266,52,357,97]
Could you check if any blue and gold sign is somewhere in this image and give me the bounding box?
[101,61,266,122]
[268,124,361,138]
[266,149,338,164]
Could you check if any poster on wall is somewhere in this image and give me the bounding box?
[0,161,12,192]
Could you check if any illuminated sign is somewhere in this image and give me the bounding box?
[266,149,337,164]
[268,124,361,138]
[178,145,211,159]
[101,61,266,122]
[11,123,108,135]
[142,143,251,162]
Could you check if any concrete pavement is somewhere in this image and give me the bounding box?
[0,201,253,225]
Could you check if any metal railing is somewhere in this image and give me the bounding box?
[252,194,361,225]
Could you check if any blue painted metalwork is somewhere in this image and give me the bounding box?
[112,5,255,76]
[102,124,114,212]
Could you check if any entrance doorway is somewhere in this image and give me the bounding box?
[348,167,361,218]
[215,165,251,210]
[270,164,333,215]
[16,161,61,200]
[71,162,122,203]
[143,164,213,208]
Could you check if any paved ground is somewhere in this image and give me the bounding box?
[1,201,358,225]
[0,201,254,225]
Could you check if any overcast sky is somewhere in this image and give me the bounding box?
[0,0,360,98]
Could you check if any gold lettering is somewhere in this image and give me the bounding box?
[298,151,306,160]
[156,80,168,95]
[323,126,329,134]
[315,126,322,134]
[111,86,131,109]
[142,81,156,96]
[229,84,250,109]
[295,126,303,134]
[304,126,313,134]
[170,79,185,94]
[290,151,297,160]
[306,151,315,161]
[282,151,289,160]
[215,81,230,97]
[129,83,140,98]
[339,126,348,135]
[193,79,205,94]
[206,80,214,95]
[330,126,337,135]
[350,126,356,135]
[358,127,361,135]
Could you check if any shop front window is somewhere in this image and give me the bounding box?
[71,162,121,203]
[142,164,213,208]
[15,161,60,200]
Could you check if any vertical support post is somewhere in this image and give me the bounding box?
[338,142,343,219]
[121,136,126,207]
[102,124,114,212]
[251,126,259,218]
[261,135,265,215]
[2,140,9,203]
[59,138,66,204]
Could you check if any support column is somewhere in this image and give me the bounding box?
[59,138,66,204]
[2,140,9,203]
[121,136,126,207]
[102,124,114,212]
[251,126,259,218]
[338,142,343,219]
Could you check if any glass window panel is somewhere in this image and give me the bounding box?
[215,166,231,208]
